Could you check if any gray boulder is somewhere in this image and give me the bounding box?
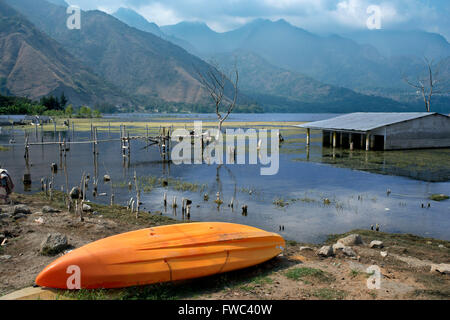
[14,205,31,215]
[13,213,28,220]
[430,264,450,275]
[370,240,384,249]
[42,206,60,214]
[337,234,363,246]
[317,246,334,257]
[342,246,357,257]
[40,233,69,256]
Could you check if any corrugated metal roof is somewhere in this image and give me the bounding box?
[297,113,440,132]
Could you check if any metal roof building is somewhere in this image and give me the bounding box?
[297,113,450,151]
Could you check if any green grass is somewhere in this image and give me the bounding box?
[113,176,207,194]
[239,275,274,292]
[312,288,348,300]
[63,289,111,300]
[273,198,289,208]
[429,194,449,202]
[0,146,9,152]
[285,267,334,284]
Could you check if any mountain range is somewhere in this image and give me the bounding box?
[3,0,236,110]
[0,0,129,107]
[1,0,449,113]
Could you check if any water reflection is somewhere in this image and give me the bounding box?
[0,116,449,243]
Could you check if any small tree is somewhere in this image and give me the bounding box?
[196,63,239,133]
[60,92,68,108]
[403,58,449,112]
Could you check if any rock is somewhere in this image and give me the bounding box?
[103,175,111,182]
[317,245,334,257]
[430,264,450,275]
[0,255,12,260]
[40,233,69,256]
[299,246,314,252]
[380,251,388,258]
[333,242,356,257]
[82,204,92,212]
[69,187,82,200]
[438,244,445,249]
[14,205,31,215]
[337,234,363,246]
[34,217,44,225]
[342,246,357,257]
[332,242,346,251]
[13,213,28,220]
[370,240,384,249]
[42,206,60,214]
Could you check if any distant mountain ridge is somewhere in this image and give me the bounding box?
[162,19,450,99]
[211,50,407,112]
[3,0,448,113]
[0,0,130,107]
[111,8,198,55]
[5,0,241,108]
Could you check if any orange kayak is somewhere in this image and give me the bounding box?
[35,222,285,289]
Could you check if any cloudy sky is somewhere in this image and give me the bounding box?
[65,0,450,39]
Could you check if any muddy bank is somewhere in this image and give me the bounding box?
[0,192,448,300]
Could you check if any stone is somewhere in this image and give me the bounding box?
[337,234,363,246]
[42,206,60,214]
[438,245,445,249]
[380,251,388,258]
[0,255,12,260]
[342,246,357,257]
[430,264,450,275]
[82,204,92,212]
[317,245,334,257]
[13,213,28,220]
[370,240,384,249]
[332,242,346,251]
[103,175,111,182]
[299,246,314,252]
[40,233,69,256]
[14,205,31,215]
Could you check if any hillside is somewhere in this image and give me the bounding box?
[163,19,450,98]
[5,0,237,108]
[210,50,407,112]
[111,8,198,56]
[0,1,130,107]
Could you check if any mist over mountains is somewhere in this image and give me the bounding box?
[1,0,449,113]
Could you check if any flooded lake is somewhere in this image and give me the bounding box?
[1,113,449,243]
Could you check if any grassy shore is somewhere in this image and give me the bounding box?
[1,192,449,300]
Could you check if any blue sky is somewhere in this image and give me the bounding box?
[65,0,450,40]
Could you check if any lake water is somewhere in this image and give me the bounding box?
[1,113,449,243]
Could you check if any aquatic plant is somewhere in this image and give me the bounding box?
[429,194,449,201]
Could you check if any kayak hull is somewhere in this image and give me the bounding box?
[35,222,285,289]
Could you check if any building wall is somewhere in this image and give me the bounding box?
[372,114,450,150]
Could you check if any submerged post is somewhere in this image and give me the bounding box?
[332,131,337,148]
[366,134,370,151]
[306,128,311,146]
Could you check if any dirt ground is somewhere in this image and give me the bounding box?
[0,192,449,300]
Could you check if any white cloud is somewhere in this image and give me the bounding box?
[65,0,450,39]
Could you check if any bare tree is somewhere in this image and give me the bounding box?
[403,58,449,112]
[196,63,239,132]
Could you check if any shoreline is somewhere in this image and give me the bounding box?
[1,192,449,300]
